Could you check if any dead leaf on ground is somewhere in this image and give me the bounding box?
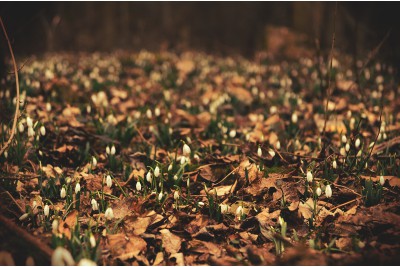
[160,229,182,254]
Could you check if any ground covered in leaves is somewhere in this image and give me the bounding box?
[1,50,400,265]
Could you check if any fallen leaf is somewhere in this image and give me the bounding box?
[160,229,182,254]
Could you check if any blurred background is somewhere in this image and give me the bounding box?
[0,2,399,63]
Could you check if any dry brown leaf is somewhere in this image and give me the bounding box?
[108,233,147,261]
[160,229,182,254]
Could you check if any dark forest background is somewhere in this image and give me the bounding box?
[0,2,399,63]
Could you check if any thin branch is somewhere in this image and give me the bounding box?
[0,17,20,157]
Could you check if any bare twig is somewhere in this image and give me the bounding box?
[0,17,20,157]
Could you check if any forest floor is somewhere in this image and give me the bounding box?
[0,50,400,265]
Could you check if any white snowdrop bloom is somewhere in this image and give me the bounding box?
[75,183,81,194]
[235,206,243,217]
[341,135,347,144]
[106,146,110,155]
[19,213,29,221]
[110,145,116,155]
[340,147,346,157]
[345,143,350,152]
[28,126,35,137]
[356,149,362,157]
[146,172,153,183]
[78,259,96,266]
[268,149,276,158]
[46,102,52,112]
[52,247,75,266]
[198,201,205,207]
[316,187,322,197]
[91,199,99,211]
[18,122,24,133]
[325,184,332,198]
[220,204,229,214]
[39,150,43,156]
[365,162,368,169]
[257,147,262,157]
[4,150,8,159]
[332,160,337,169]
[26,116,33,128]
[155,107,161,117]
[183,143,191,156]
[52,219,59,234]
[173,175,178,181]
[135,181,142,191]
[270,106,277,114]
[86,105,91,114]
[40,125,46,136]
[380,175,385,186]
[146,109,152,119]
[168,164,173,172]
[106,175,112,188]
[180,156,187,165]
[355,138,361,148]
[91,157,97,167]
[44,204,50,217]
[306,171,313,183]
[291,112,298,124]
[158,192,163,201]
[105,207,114,220]
[60,187,66,199]
[174,191,180,200]
[276,140,281,150]
[154,166,160,177]
[193,154,200,161]
[89,233,96,248]
[229,129,236,138]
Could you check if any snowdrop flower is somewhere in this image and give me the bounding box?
[110,145,116,155]
[75,183,81,194]
[146,172,152,183]
[4,150,8,159]
[276,140,281,150]
[174,191,180,200]
[355,138,361,148]
[154,166,160,177]
[332,160,337,169]
[270,106,277,114]
[198,201,205,207]
[78,259,96,266]
[306,171,313,183]
[106,175,112,188]
[146,109,152,119]
[220,204,229,214]
[86,105,91,114]
[193,154,200,161]
[26,116,33,128]
[28,126,35,137]
[341,135,347,144]
[340,147,346,156]
[52,247,75,266]
[91,199,99,211]
[106,146,110,155]
[173,174,178,181]
[168,164,173,172]
[257,147,262,157]
[60,187,66,199]
[183,143,191,156]
[291,112,298,124]
[180,156,187,165]
[44,204,50,217]
[52,219,59,234]
[379,175,385,186]
[18,122,24,133]
[89,234,96,248]
[105,207,114,220]
[158,192,163,201]
[316,187,322,197]
[345,143,350,152]
[325,184,332,198]
[229,129,236,138]
[155,107,161,117]
[92,157,97,167]
[136,181,142,191]
[19,213,29,221]
[46,102,52,112]
[40,125,46,136]
[268,149,276,158]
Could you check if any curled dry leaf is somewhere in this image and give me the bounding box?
[160,229,182,254]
